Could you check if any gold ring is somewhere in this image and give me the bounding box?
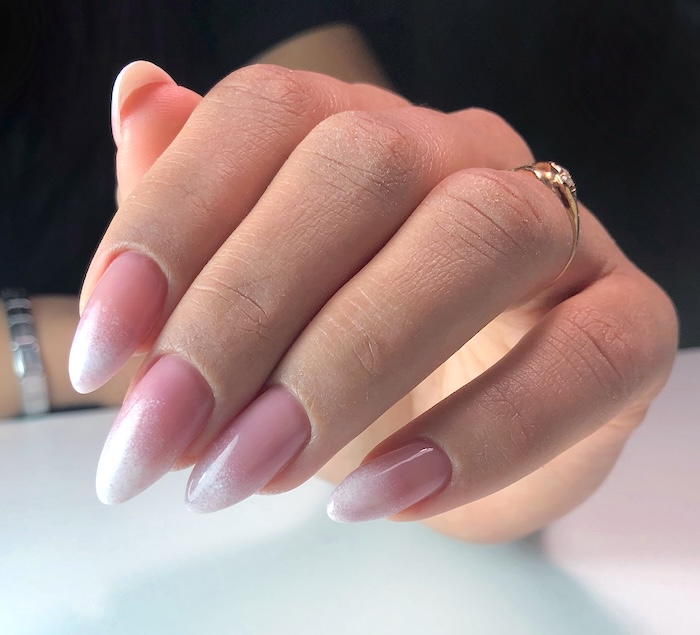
[514,161,580,279]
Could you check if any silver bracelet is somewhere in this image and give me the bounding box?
[2,289,50,416]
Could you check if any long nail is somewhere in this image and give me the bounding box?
[96,355,213,504]
[111,60,174,147]
[186,385,310,513]
[327,441,452,523]
[69,251,167,394]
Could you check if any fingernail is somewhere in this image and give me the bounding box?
[186,385,310,513]
[69,251,167,394]
[327,441,452,523]
[111,60,174,147]
[96,355,214,504]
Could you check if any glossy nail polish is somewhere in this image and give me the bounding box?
[96,354,213,505]
[186,385,310,513]
[327,441,452,523]
[69,251,167,394]
[111,60,175,146]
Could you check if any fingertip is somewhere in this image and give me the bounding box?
[115,83,201,202]
[111,60,176,147]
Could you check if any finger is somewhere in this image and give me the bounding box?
[70,64,410,395]
[113,61,201,203]
[68,62,200,394]
[172,108,531,463]
[94,106,531,505]
[420,399,651,543]
[182,165,601,512]
[326,263,677,526]
[180,164,595,511]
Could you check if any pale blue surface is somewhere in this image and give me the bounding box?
[4,349,700,634]
[44,516,623,635]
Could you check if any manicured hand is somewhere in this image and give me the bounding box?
[71,61,677,542]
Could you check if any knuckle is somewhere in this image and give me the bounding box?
[478,380,539,468]
[214,63,322,121]
[535,272,678,425]
[303,110,424,193]
[191,268,275,344]
[462,107,511,131]
[430,169,551,267]
[553,301,641,401]
[609,273,679,390]
[563,273,678,403]
[319,309,384,384]
[147,170,215,223]
[425,205,491,274]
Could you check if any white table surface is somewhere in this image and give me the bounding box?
[1,349,698,635]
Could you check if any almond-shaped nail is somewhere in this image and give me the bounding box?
[111,60,175,146]
[69,251,167,394]
[186,385,310,513]
[96,354,213,504]
[327,441,452,523]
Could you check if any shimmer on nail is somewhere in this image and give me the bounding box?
[186,385,310,513]
[96,355,213,504]
[69,251,167,394]
[327,441,452,523]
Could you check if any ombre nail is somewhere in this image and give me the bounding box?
[327,441,452,523]
[69,251,167,394]
[111,60,175,146]
[96,355,213,504]
[186,385,310,513]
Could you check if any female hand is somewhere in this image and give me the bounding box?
[71,61,677,542]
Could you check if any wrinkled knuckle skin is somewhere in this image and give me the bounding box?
[476,381,541,472]
[317,312,384,388]
[555,301,644,405]
[303,110,424,193]
[431,169,553,267]
[213,63,323,121]
[190,272,276,347]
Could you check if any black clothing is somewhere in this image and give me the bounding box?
[2,0,699,345]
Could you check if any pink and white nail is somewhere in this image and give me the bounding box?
[69,251,167,394]
[186,385,310,513]
[327,441,452,523]
[96,354,213,504]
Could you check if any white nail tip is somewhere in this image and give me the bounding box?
[95,398,164,505]
[68,304,124,395]
[68,331,101,394]
[326,498,346,523]
[111,60,175,145]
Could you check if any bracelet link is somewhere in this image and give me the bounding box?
[2,289,50,416]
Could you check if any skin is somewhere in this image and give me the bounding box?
[3,25,677,542]
[0,297,139,416]
[0,25,360,420]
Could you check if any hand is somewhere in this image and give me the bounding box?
[71,61,677,542]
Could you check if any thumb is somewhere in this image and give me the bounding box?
[111,60,202,204]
